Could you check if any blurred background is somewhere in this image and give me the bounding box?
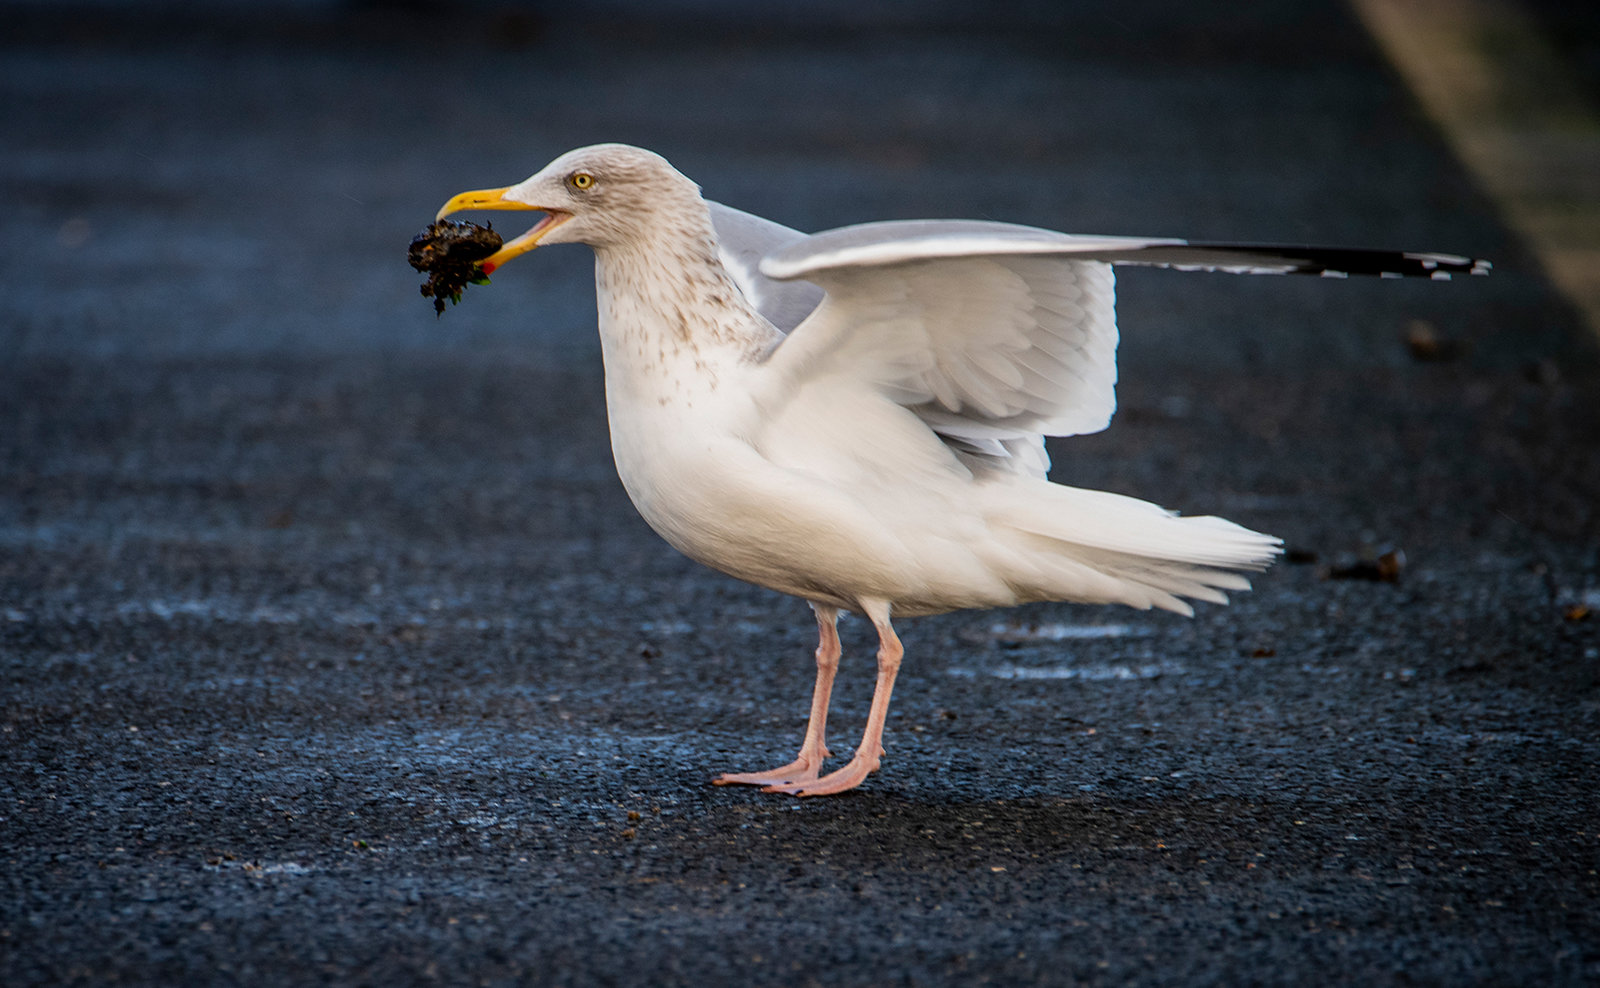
[3,2,1598,985]
[7,0,1592,365]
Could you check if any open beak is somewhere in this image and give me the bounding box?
[435,187,569,275]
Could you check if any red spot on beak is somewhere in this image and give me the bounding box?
[480,260,498,275]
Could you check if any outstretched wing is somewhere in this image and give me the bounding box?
[761,219,1491,280]
[751,218,1488,476]
[751,221,1129,478]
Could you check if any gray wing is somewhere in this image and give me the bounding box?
[707,201,825,333]
[752,218,1487,479]
[761,219,1491,281]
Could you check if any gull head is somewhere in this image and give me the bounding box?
[435,143,702,272]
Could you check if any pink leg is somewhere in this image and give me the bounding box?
[713,603,841,787]
[766,599,902,797]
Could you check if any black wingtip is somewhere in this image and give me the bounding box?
[1144,243,1493,280]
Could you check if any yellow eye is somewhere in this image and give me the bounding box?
[569,172,595,190]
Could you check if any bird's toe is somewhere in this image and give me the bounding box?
[765,754,879,796]
[712,753,825,788]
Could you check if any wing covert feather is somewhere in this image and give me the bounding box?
[754,229,1121,477]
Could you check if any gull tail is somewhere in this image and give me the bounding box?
[988,482,1282,616]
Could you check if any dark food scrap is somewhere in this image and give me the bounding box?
[1404,319,1461,362]
[408,220,503,315]
[1327,547,1406,583]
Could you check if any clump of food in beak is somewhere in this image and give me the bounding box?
[407,220,504,316]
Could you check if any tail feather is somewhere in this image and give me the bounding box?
[989,480,1282,614]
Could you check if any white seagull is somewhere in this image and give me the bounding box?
[434,143,1486,796]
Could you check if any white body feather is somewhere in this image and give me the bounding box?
[587,190,1279,619]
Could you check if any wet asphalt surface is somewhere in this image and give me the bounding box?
[4,2,1600,985]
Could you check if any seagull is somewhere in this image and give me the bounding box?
[434,143,1487,796]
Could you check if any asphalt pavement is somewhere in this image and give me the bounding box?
[3,2,1598,985]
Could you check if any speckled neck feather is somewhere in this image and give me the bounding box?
[595,201,780,357]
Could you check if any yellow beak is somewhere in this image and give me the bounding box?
[435,186,568,274]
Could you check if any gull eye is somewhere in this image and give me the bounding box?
[569,172,595,191]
